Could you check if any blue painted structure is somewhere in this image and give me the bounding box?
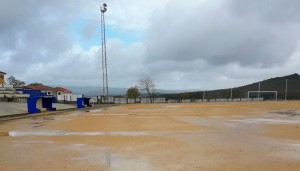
[17,88,58,103]
[19,89,56,114]
[17,89,47,97]
[27,97,41,114]
[77,97,91,108]
[27,96,56,114]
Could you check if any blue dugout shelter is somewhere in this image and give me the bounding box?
[77,97,91,108]
[27,96,56,114]
[19,89,56,114]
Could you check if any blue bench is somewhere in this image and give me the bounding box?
[27,96,56,114]
[77,97,91,108]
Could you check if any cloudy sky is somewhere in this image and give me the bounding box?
[1,0,300,90]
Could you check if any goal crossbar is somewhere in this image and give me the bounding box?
[247,91,277,101]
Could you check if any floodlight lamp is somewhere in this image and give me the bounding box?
[100,6,107,13]
[103,3,107,7]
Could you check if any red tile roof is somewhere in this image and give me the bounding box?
[22,85,72,94]
[23,85,55,91]
[55,87,72,94]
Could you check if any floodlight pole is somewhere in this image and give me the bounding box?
[202,90,205,102]
[100,3,108,104]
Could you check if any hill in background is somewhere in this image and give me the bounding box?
[163,73,300,100]
[59,73,300,100]
[61,86,195,96]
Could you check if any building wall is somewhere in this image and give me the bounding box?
[41,90,56,96]
[57,94,83,102]
[0,74,4,84]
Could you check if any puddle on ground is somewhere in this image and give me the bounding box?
[32,124,46,128]
[272,142,300,160]
[29,116,55,121]
[70,144,151,170]
[177,117,215,127]
[161,106,181,108]
[230,115,247,118]
[8,130,208,137]
[28,121,47,128]
[91,114,128,116]
[210,116,224,119]
[29,122,43,125]
[212,105,224,107]
[88,109,103,113]
[225,123,237,128]
[289,143,300,148]
[231,118,300,124]
[110,154,152,171]
[43,116,55,120]
[25,140,54,144]
[27,117,55,128]
[68,111,82,116]
[30,117,38,120]
[68,143,86,148]
[109,107,124,110]
[270,110,300,117]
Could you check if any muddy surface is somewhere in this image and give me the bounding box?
[0,101,300,170]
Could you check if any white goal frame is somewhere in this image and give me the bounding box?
[247,91,277,101]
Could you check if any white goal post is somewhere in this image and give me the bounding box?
[247,91,277,101]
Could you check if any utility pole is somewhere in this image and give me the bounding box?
[202,90,205,102]
[285,79,288,101]
[230,88,233,102]
[258,81,261,101]
[100,3,108,104]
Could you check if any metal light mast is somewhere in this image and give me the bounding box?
[100,3,108,104]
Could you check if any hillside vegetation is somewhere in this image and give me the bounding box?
[163,73,300,100]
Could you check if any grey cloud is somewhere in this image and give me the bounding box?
[1,0,300,90]
[0,0,80,73]
[106,39,146,86]
[21,45,102,86]
[0,0,147,88]
[144,0,300,67]
[230,0,300,24]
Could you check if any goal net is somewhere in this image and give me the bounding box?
[247,91,277,101]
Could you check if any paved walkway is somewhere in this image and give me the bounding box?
[0,102,76,117]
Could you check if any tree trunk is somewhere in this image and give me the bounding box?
[146,89,152,103]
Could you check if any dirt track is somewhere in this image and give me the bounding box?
[1,101,300,170]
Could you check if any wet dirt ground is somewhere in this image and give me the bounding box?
[1,101,300,171]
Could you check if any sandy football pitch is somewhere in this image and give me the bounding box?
[1,101,300,170]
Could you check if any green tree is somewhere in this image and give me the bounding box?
[127,86,140,103]
[6,75,26,87]
[180,93,190,99]
[28,82,44,86]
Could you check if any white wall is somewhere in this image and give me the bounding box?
[57,94,83,102]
